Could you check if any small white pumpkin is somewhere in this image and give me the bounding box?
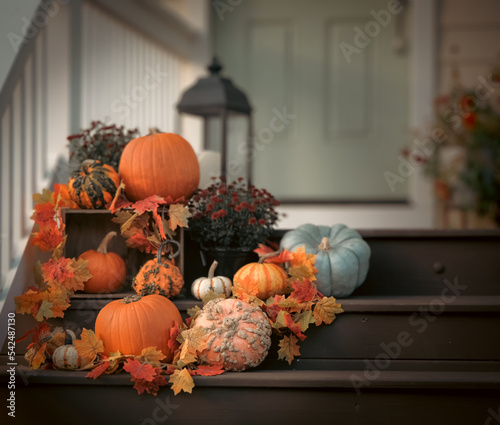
[191,260,232,300]
[52,330,90,370]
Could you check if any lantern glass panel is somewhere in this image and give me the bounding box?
[226,113,250,182]
[205,116,222,152]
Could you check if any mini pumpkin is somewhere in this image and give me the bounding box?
[280,223,371,298]
[191,260,232,300]
[94,294,182,361]
[192,298,272,371]
[133,239,184,298]
[78,231,126,293]
[118,129,200,202]
[52,330,90,370]
[233,260,288,300]
[68,159,120,209]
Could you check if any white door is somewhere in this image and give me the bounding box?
[213,0,411,202]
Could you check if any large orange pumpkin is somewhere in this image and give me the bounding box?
[233,261,289,300]
[133,240,184,298]
[118,129,200,202]
[78,231,126,293]
[94,294,182,361]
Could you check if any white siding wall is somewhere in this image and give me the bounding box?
[439,0,500,92]
[80,1,184,135]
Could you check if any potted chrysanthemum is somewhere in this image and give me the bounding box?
[188,177,281,278]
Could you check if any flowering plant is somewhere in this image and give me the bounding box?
[68,120,139,173]
[402,70,500,225]
[425,83,500,222]
[188,177,281,249]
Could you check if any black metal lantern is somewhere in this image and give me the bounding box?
[177,57,253,184]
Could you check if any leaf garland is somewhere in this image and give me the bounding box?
[15,186,92,322]
[110,185,191,254]
[233,245,344,365]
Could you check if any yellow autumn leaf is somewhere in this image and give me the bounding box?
[277,334,300,365]
[35,300,54,322]
[33,188,54,204]
[15,289,42,316]
[140,346,165,367]
[313,297,344,326]
[31,343,48,370]
[169,368,195,395]
[168,204,192,231]
[74,328,104,364]
[178,327,209,366]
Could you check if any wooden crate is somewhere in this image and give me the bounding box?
[60,208,185,292]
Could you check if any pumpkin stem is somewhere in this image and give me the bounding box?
[318,237,332,252]
[65,329,76,344]
[208,260,218,279]
[81,159,97,167]
[147,127,162,135]
[157,239,181,264]
[121,295,142,304]
[258,249,282,264]
[97,231,117,254]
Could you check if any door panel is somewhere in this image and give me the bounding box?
[213,0,410,201]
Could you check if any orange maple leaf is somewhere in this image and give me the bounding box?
[277,334,301,365]
[168,322,181,355]
[74,328,104,364]
[290,279,317,303]
[284,312,307,341]
[32,222,65,252]
[86,362,109,380]
[289,246,318,282]
[54,183,79,209]
[31,202,56,225]
[123,358,157,382]
[266,249,293,264]
[59,258,92,292]
[131,195,167,215]
[15,288,42,316]
[41,286,71,318]
[169,368,194,395]
[132,368,168,396]
[31,342,48,369]
[254,243,275,256]
[189,365,225,376]
[42,257,75,287]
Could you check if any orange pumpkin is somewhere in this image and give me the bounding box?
[233,260,289,300]
[133,240,184,298]
[78,231,126,293]
[118,129,200,202]
[95,294,182,361]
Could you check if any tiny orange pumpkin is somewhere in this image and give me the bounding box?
[78,231,126,293]
[233,259,289,300]
[133,239,184,298]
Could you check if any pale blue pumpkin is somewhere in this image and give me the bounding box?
[280,223,371,298]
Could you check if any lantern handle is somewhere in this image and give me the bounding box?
[157,239,181,264]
